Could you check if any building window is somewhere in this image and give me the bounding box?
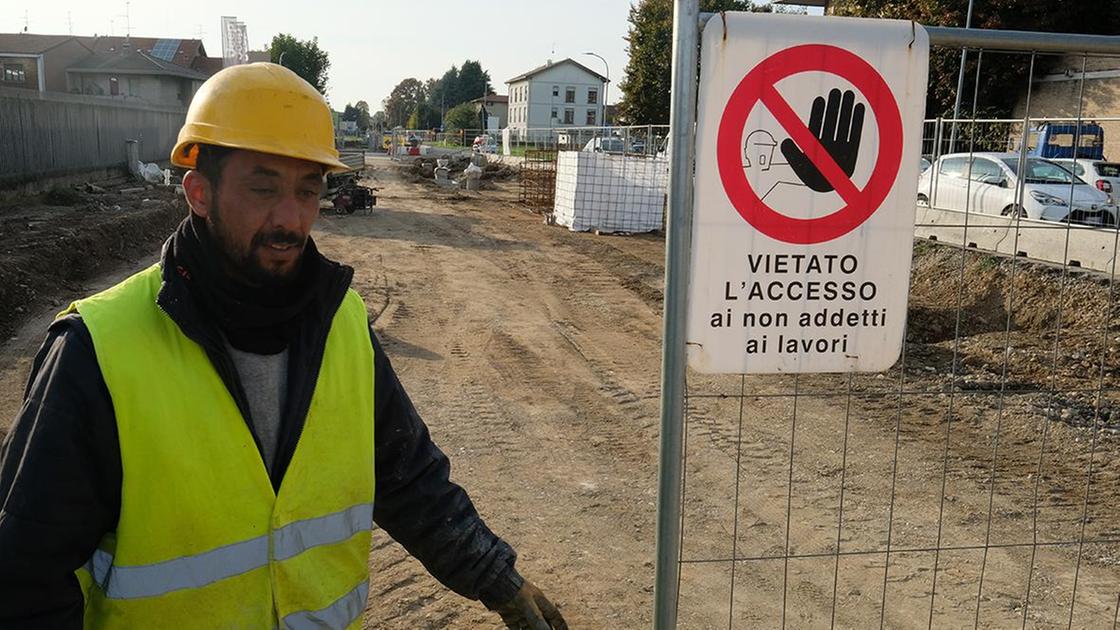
[2,63,25,83]
[588,89,598,104]
[563,108,574,124]
[551,107,558,120]
[565,87,575,104]
[109,76,119,96]
[586,109,596,125]
[552,85,559,97]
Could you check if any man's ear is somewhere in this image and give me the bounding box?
[182,170,213,219]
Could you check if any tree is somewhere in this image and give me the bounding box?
[428,66,460,113]
[268,34,330,94]
[381,61,495,130]
[456,60,493,103]
[407,102,441,130]
[831,1,1118,120]
[370,110,387,131]
[382,78,426,128]
[340,102,372,132]
[444,102,479,132]
[617,0,778,124]
[354,100,371,131]
[424,61,493,115]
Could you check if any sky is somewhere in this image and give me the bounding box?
[5,0,645,109]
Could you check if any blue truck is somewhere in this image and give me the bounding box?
[1023,122,1106,160]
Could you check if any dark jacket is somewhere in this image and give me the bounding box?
[0,241,523,628]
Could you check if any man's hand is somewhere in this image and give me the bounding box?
[488,580,568,630]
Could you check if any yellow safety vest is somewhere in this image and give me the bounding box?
[67,264,375,629]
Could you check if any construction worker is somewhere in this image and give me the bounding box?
[0,63,566,630]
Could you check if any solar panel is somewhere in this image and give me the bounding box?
[150,39,180,61]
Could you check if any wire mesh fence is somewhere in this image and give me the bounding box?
[505,125,672,232]
[518,149,558,213]
[504,124,670,158]
[667,21,1120,630]
[381,125,671,159]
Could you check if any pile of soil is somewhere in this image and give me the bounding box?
[398,156,517,185]
[480,162,517,181]
[907,241,1119,343]
[905,241,1119,430]
[0,183,186,340]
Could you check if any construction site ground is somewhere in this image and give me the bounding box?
[1,156,1118,628]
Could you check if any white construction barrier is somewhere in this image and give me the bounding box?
[915,205,1120,273]
[553,151,669,233]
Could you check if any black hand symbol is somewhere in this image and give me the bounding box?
[780,88,865,193]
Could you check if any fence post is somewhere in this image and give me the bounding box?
[653,0,701,628]
[125,139,140,176]
[934,117,944,160]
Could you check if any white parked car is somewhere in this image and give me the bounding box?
[917,152,1117,227]
[1050,158,1120,205]
[583,136,626,154]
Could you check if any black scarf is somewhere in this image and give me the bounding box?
[169,213,324,354]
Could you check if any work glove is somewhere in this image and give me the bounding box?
[487,579,568,630]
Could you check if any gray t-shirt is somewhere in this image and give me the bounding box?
[225,344,289,472]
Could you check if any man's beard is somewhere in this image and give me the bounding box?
[206,200,307,289]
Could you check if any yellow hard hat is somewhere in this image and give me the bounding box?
[171,62,348,173]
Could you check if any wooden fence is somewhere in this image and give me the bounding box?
[0,87,186,187]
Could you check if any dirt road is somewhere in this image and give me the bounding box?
[1,157,1117,628]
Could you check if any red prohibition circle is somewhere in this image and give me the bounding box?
[716,44,904,245]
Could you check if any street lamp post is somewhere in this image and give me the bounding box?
[584,51,609,125]
[948,0,975,154]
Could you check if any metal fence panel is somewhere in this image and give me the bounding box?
[659,9,1120,629]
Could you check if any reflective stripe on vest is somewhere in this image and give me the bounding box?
[69,264,376,630]
[283,581,368,630]
[84,502,374,599]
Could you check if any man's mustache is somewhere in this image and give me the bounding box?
[252,230,305,249]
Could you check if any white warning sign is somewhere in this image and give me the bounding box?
[687,14,929,373]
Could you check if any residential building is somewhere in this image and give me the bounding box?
[66,48,209,107]
[505,58,607,137]
[0,33,222,98]
[80,36,218,74]
[471,94,508,130]
[0,33,93,92]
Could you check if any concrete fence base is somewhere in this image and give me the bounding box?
[915,205,1120,274]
